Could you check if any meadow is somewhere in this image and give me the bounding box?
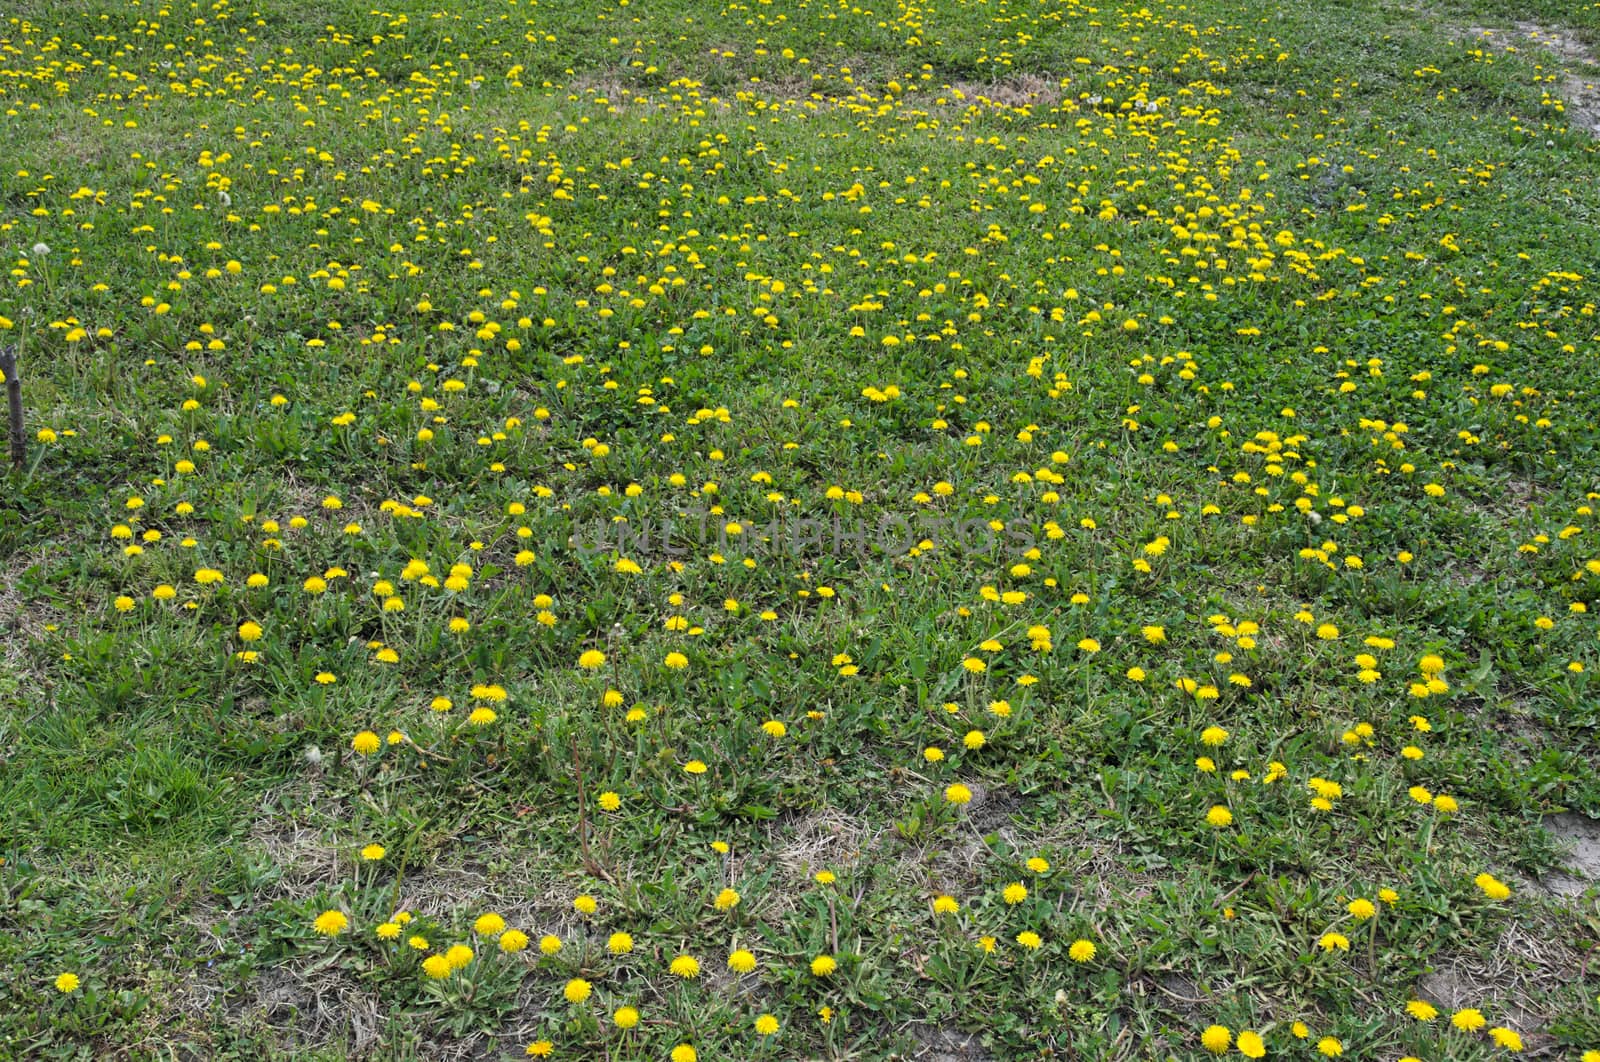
[2,0,1600,1056]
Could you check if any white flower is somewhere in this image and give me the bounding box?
[31,242,49,257]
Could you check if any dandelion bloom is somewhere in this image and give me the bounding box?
[945,783,973,805]
[1200,1024,1231,1054]
[1405,1000,1437,1021]
[1016,931,1042,950]
[669,954,701,978]
[351,731,381,755]
[54,972,80,993]
[755,1014,779,1036]
[614,1006,640,1029]
[608,932,634,954]
[361,844,386,862]
[728,948,757,973]
[445,944,474,971]
[564,978,592,1004]
[578,649,606,670]
[1488,1027,1523,1051]
[421,954,452,979]
[714,888,740,910]
[1236,1030,1265,1059]
[1068,939,1096,962]
[1206,805,1233,828]
[525,1043,554,1058]
[1451,1008,1487,1032]
[313,910,348,936]
[474,913,506,936]
[1316,1036,1342,1057]
[1473,873,1511,900]
[500,930,529,953]
[810,955,837,976]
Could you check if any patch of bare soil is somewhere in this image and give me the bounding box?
[944,74,1066,110]
[1453,22,1600,138]
[1415,918,1589,1046]
[1542,811,1600,898]
[903,1022,993,1061]
[252,967,385,1056]
[772,805,885,883]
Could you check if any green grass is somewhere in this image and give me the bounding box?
[2,0,1600,1056]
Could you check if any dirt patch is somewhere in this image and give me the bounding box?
[772,805,884,882]
[565,72,636,104]
[736,75,819,102]
[1454,22,1600,138]
[1542,812,1600,898]
[904,1022,992,1060]
[1556,72,1600,137]
[944,75,1067,110]
[249,966,385,1056]
[1415,918,1589,1043]
[1501,23,1595,66]
[397,861,578,936]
